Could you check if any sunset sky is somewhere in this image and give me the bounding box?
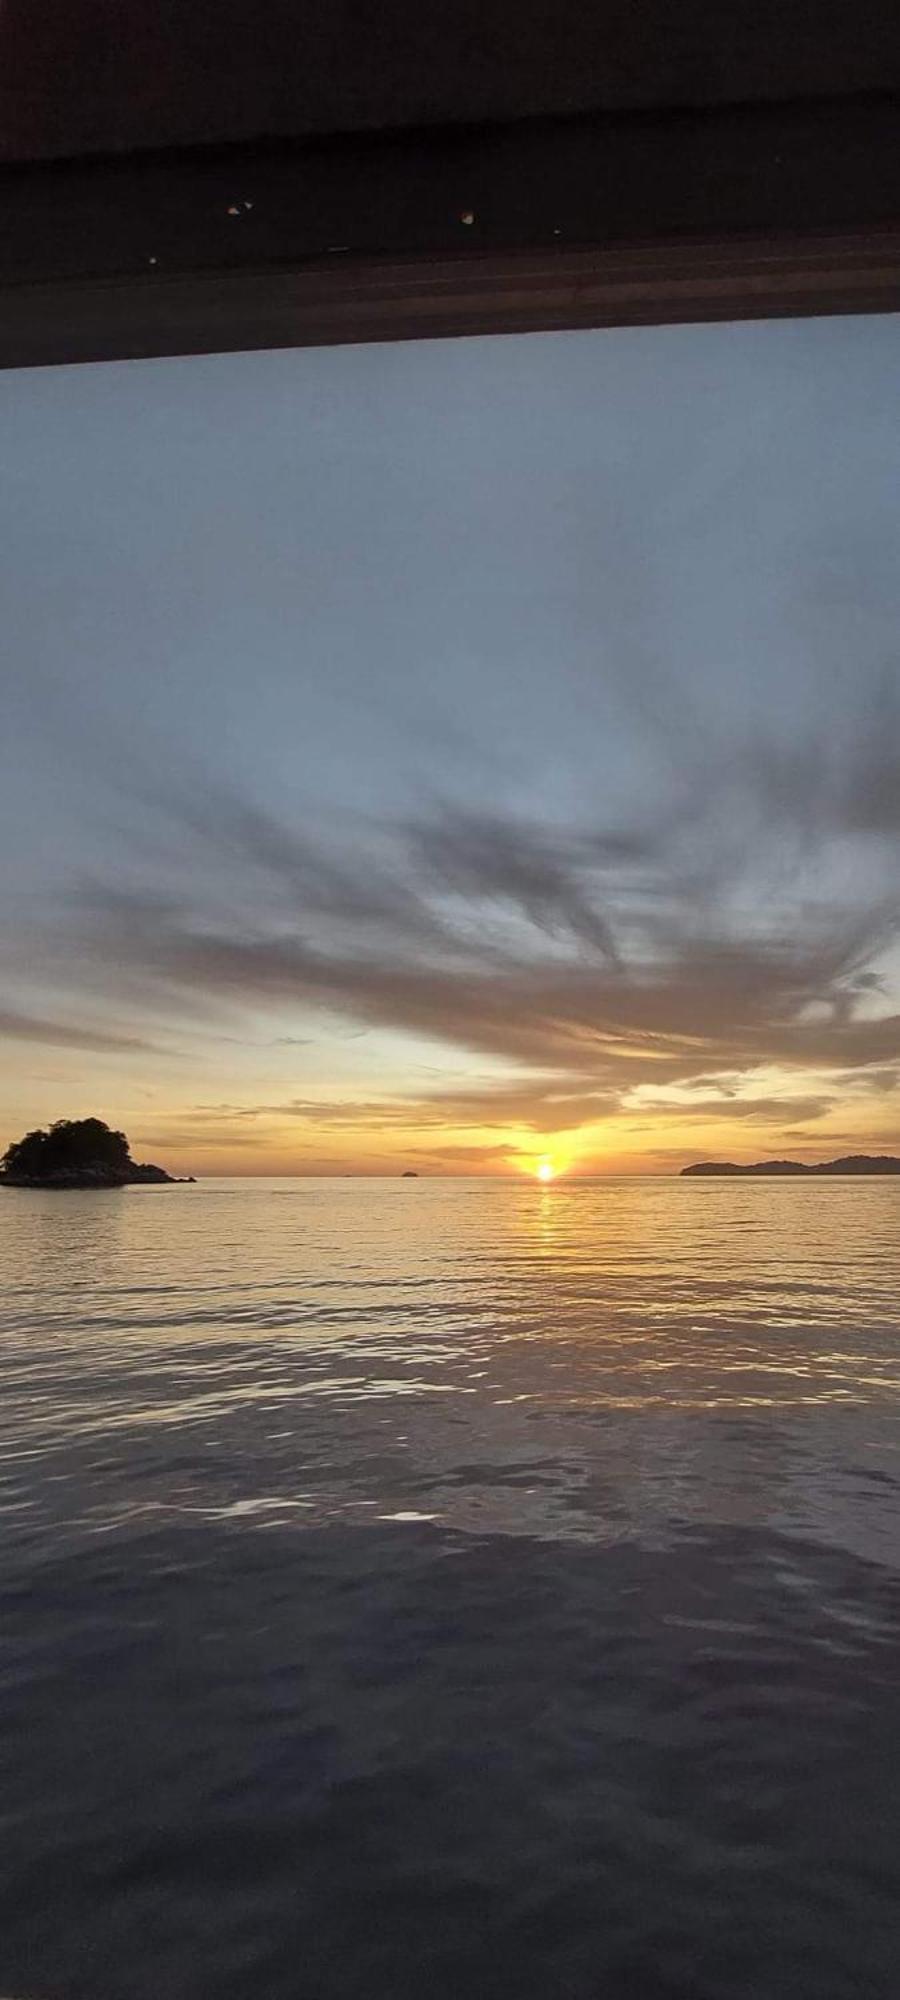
[2,316,899,1175]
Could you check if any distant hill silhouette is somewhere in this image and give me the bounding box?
[681,1155,900,1177]
[0,1117,192,1187]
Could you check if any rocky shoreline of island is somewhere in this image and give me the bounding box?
[681,1155,900,1177]
[0,1166,194,1188]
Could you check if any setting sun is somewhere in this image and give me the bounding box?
[536,1160,555,1182]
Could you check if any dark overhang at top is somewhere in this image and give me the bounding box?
[2,1,900,367]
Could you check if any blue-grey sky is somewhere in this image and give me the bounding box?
[2,316,899,1172]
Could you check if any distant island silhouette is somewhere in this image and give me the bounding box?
[0,1118,193,1188]
[681,1155,900,1177]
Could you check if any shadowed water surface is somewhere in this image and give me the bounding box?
[1,1176,899,1996]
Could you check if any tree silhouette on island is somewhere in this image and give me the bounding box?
[0,1118,192,1188]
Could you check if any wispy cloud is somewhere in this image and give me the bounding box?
[0,1004,172,1057]
[631,1093,836,1124]
[22,729,895,1159]
[6,559,900,1164]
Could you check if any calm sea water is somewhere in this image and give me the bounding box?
[1,1176,899,1999]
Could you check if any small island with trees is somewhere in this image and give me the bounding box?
[681,1155,900,1176]
[0,1118,193,1189]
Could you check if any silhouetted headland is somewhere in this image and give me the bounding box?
[0,1117,193,1188]
[681,1155,900,1177]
